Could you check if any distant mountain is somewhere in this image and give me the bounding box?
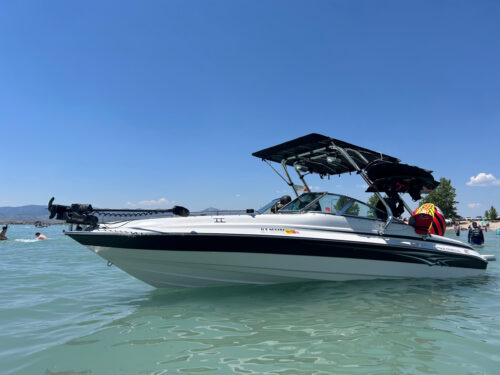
[0,205,58,223]
[201,207,220,212]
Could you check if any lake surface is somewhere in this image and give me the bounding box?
[1,225,499,374]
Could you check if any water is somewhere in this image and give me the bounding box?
[1,225,500,375]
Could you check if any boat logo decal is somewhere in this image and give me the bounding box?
[436,245,473,255]
[260,227,299,234]
[214,218,225,223]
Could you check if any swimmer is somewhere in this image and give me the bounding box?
[0,224,8,240]
[35,232,48,240]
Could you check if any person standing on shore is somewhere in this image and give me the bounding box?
[0,224,8,240]
[468,222,484,246]
[35,232,47,240]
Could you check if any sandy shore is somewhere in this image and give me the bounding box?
[457,220,500,231]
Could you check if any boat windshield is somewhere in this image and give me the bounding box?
[280,192,384,219]
[257,198,281,214]
[279,193,324,212]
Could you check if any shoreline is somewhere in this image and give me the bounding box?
[0,222,64,226]
[456,220,500,231]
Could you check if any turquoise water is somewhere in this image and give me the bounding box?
[1,225,500,375]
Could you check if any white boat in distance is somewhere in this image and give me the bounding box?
[49,134,495,287]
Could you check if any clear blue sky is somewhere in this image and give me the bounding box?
[1,0,499,216]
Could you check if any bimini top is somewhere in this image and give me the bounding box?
[253,133,439,200]
[252,133,400,176]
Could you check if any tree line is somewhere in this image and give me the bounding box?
[421,178,497,220]
[484,206,498,220]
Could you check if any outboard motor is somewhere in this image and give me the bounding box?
[48,197,190,228]
[48,197,99,227]
[48,198,70,221]
[70,203,93,214]
[64,211,99,226]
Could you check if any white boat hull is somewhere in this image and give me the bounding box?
[89,246,486,288]
[66,213,490,288]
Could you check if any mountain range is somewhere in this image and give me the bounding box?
[0,205,56,223]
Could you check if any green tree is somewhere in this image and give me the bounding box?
[419,177,458,219]
[367,194,379,217]
[485,210,490,219]
[488,206,498,220]
[368,194,379,207]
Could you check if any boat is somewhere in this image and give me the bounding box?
[49,133,495,287]
[34,221,48,228]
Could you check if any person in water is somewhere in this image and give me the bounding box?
[468,222,484,245]
[35,232,48,240]
[0,224,8,240]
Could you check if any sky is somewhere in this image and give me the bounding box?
[0,0,499,217]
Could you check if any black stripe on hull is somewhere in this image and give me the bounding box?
[67,233,487,270]
[131,223,475,251]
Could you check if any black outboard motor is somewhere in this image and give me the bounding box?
[48,198,69,220]
[48,198,99,226]
[48,197,190,228]
[70,203,93,214]
[64,211,99,226]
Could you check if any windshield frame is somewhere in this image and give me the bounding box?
[278,192,385,220]
[257,198,281,214]
[278,192,327,212]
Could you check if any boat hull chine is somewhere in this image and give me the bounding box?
[86,247,486,288]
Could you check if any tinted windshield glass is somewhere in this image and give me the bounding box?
[314,194,344,213]
[280,193,385,219]
[338,197,385,219]
[280,193,323,211]
[345,200,384,219]
[257,198,280,214]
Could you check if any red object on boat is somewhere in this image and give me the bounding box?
[409,203,446,236]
